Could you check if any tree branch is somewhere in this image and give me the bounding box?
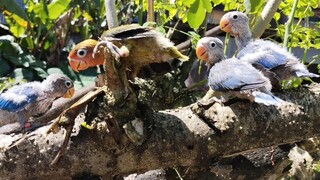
[251,0,282,38]
[1,83,320,179]
[105,0,119,29]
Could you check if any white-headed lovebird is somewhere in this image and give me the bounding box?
[0,74,75,133]
[196,37,284,106]
[220,11,319,81]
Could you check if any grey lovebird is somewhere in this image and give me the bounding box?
[220,11,319,81]
[196,37,284,106]
[0,74,75,133]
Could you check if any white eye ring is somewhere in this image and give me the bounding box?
[209,41,216,48]
[77,48,88,58]
[65,80,72,88]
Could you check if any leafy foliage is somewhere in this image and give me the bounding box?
[0,0,105,87]
[0,0,319,90]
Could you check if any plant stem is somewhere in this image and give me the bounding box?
[105,0,118,29]
[224,33,230,56]
[147,0,154,22]
[251,0,282,38]
[138,0,143,25]
[283,0,299,49]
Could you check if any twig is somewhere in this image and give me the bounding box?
[283,0,299,49]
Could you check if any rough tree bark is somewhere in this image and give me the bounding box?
[0,83,320,179]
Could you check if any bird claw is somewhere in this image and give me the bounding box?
[93,39,127,62]
[197,97,223,108]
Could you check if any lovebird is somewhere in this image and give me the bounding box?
[0,74,75,133]
[196,37,284,106]
[219,11,319,81]
[68,24,189,78]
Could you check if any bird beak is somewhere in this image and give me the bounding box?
[68,58,89,72]
[63,87,75,98]
[196,44,208,62]
[220,17,232,33]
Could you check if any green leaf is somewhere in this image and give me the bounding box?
[0,0,30,22]
[0,60,10,76]
[182,0,196,6]
[77,69,99,87]
[48,0,71,20]
[33,2,48,24]
[47,67,65,75]
[187,0,206,29]
[0,35,23,55]
[33,67,48,79]
[244,0,264,13]
[202,0,212,12]
[9,68,34,81]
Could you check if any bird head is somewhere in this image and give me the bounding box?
[196,37,225,66]
[42,74,75,98]
[219,11,249,36]
[68,39,104,72]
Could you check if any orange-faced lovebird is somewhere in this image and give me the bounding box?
[0,74,75,133]
[196,37,284,106]
[220,11,319,81]
[68,39,105,72]
[68,24,189,78]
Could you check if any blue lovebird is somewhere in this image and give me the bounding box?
[196,37,284,106]
[220,11,319,81]
[0,74,75,133]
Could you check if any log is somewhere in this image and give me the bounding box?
[0,84,320,179]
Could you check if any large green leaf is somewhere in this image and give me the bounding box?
[0,0,30,22]
[244,0,264,13]
[9,68,34,81]
[187,0,206,29]
[0,60,10,76]
[0,35,23,54]
[33,2,48,24]
[48,0,71,20]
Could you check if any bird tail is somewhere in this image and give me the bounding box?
[295,70,320,78]
[252,91,284,106]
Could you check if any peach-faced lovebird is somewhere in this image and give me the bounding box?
[0,74,75,133]
[219,11,319,81]
[196,37,284,106]
[68,24,189,78]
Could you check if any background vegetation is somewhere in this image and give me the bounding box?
[0,0,319,88]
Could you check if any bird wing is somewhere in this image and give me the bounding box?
[101,24,159,40]
[237,40,292,69]
[0,85,38,112]
[209,59,267,91]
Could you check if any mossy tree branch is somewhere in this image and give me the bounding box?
[0,84,320,179]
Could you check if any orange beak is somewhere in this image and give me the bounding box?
[68,58,90,72]
[63,87,75,98]
[220,17,232,33]
[196,44,208,63]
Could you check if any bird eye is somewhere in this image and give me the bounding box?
[209,41,216,48]
[77,49,87,58]
[233,14,238,19]
[65,80,72,88]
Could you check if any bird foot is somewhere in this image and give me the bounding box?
[23,122,46,132]
[197,97,223,108]
[93,39,128,61]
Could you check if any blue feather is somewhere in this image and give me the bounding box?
[0,86,38,112]
[253,91,283,106]
[237,40,290,69]
[209,60,267,92]
[295,70,320,78]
